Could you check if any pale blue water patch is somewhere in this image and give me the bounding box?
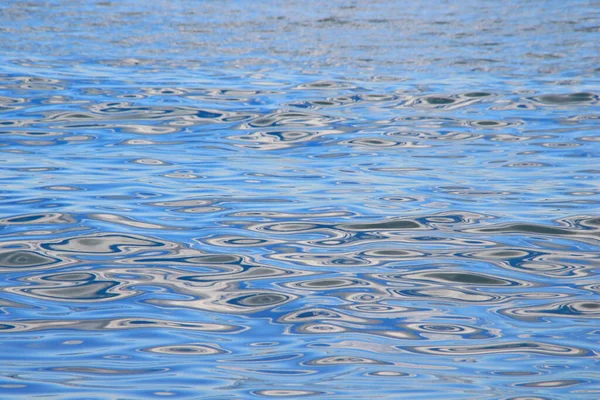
[0,1,599,399]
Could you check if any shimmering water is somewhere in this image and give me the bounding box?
[1,1,599,398]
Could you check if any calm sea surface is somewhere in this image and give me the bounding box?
[0,1,599,398]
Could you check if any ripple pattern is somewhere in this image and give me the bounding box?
[0,0,599,399]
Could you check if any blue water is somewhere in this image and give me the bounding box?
[0,1,599,398]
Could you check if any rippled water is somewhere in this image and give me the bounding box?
[1,1,599,398]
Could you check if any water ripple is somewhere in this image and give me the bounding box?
[0,1,599,397]
[405,342,595,357]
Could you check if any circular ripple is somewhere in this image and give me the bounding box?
[144,344,227,356]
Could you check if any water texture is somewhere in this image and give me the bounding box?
[0,1,599,398]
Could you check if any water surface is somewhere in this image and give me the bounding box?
[0,1,599,399]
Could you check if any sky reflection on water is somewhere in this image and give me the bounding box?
[0,0,599,398]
